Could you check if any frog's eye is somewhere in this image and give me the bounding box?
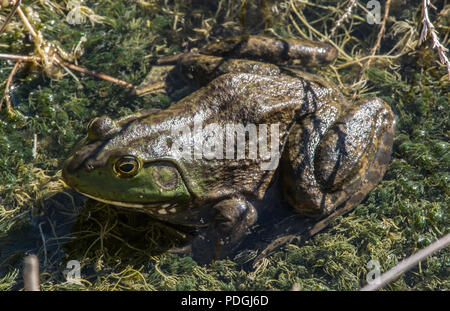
[113,156,141,178]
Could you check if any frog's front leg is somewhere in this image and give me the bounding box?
[155,35,337,89]
[281,97,395,218]
[191,197,257,263]
[174,53,281,87]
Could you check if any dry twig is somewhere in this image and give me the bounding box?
[419,0,450,79]
[352,0,392,98]
[0,0,21,34]
[329,0,358,37]
[0,61,22,116]
[360,233,450,291]
[0,0,136,115]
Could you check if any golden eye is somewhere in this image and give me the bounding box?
[114,156,141,178]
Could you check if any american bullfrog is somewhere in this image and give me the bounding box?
[62,35,395,262]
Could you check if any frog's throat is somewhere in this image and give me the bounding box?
[73,187,183,214]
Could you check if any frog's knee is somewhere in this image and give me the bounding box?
[314,97,395,192]
[281,98,394,218]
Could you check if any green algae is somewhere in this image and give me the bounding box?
[0,0,449,291]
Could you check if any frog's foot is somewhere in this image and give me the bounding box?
[190,198,257,264]
[281,97,395,218]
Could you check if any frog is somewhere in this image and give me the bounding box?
[62,34,395,263]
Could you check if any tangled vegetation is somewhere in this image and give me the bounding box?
[0,0,448,290]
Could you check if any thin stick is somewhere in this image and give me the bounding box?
[0,60,22,116]
[56,58,136,89]
[419,0,450,80]
[353,0,391,100]
[23,254,40,291]
[307,201,357,237]
[11,0,38,39]
[2,1,136,91]
[329,0,357,37]
[0,0,21,35]
[368,0,391,64]
[38,222,48,266]
[0,53,136,89]
[0,53,39,62]
[132,81,166,96]
[360,233,450,291]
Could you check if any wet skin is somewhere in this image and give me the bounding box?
[62,35,395,262]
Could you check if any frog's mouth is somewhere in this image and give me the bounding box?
[73,188,184,216]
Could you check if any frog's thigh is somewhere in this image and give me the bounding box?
[281,98,395,217]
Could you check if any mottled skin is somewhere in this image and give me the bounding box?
[62,35,395,262]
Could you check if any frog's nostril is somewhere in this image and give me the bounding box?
[85,163,95,172]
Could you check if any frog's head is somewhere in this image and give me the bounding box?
[62,114,193,214]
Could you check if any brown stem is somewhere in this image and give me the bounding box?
[0,60,22,116]
[0,53,39,62]
[353,0,392,100]
[360,233,450,291]
[11,0,38,39]
[0,0,21,35]
[368,0,392,63]
[56,57,136,89]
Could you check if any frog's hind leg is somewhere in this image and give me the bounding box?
[281,97,395,219]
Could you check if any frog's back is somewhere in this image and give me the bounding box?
[127,72,347,203]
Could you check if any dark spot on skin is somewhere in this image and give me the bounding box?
[166,137,173,149]
[316,126,348,191]
[279,39,290,61]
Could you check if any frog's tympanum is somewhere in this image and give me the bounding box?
[62,35,395,262]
